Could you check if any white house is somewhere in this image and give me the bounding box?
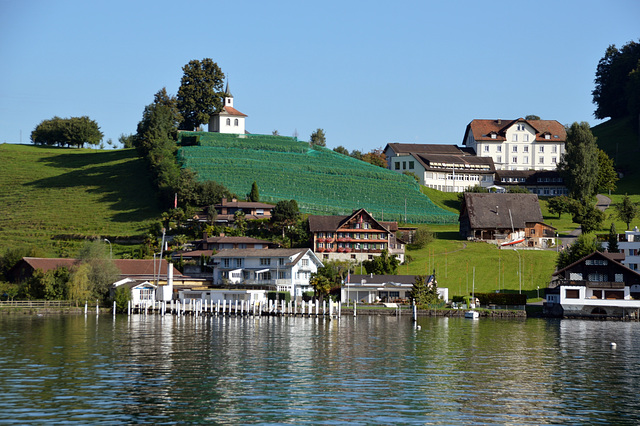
[343,274,448,304]
[207,82,247,134]
[545,251,640,318]
[211,248,323,298]
[618,226,640,271]
[383,143,495,192]
[462,118,566,171]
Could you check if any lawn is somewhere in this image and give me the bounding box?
[0,144,162,256]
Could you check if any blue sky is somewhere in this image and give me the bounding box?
[1,0,638,152]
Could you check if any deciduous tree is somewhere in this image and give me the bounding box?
[615,194,638,230]
[547,195,572,219]
[31,116,103,148]
[597,149,618,193]
[558,122,599,204]
[557,233,602,270]
[177,58,225,130]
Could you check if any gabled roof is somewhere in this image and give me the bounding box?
[216,199,273,209]
[385,143,471,156]
[211,248,323,268]
[308,209,393,233]
[202,236,271,244]
[412,152,495,173]
[553,251,637,278]
[16,257,183,277]
[463,118,566,144]
[348,274,435,285]
[218,106,248,117]
[461,193,543,229]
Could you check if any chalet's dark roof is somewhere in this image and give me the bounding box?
[202,236,271,244]
[386,143,471,156]
[215,199,273,209]
[308,209,394,233]
[461,193,543,229]
[463,118,566,144]
[553,251,638,278]
[348,274,436,285]
[413,152,495,173]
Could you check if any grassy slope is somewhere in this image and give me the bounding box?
[0,144,162,256]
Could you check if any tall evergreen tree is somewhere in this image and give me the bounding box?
[248,181,260,202]
[607,222,620,253]
[310,128,326,147]
[597,149,618,193]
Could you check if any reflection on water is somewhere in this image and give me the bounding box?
[0,314,639,424]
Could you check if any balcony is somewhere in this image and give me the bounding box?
[561,280,625,289]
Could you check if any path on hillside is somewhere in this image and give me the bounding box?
[557,194,611,249]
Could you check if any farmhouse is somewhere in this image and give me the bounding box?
[462,118,566,171]
[459,193,555,247]
[308,209,406,263]
[545,251,640,318]
[384,143,496,192]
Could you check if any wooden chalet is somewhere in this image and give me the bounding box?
[308,209,405,263]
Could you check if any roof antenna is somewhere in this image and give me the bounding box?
[496,205,499,215]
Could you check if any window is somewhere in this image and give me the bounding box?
[409,161,414,169]
[301,259,309,267]
[585,259,608,265]
[279,258,285,266]
[496,145,502,153]
[234,258,242,268]
[260,258,271,266]
[234,119,238,126]
[523,146,529,153]
[615,274,624,282]
[539,157,544,164]
[512,156,518,164]
[140,288,154,301]
[279,271,286,279]
[491,133,497,139]
[512,134,518,142]
[565,289,580,299]
[226,118,231,125]
[402,161,406,170]
[512,146,518,152]
[552,157,557,164]
[545,134,551,140]
[223,258,230,267]
[523,134,529,142]
[524,156,529,163]
[539,146,544,153]
[256,208,264,215]
[497,156,502,163]
[484,145,490,152]
[395,162,400,170]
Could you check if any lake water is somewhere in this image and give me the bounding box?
[1,313,639,425]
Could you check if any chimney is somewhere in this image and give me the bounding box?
[221,198,227,205]
[497,119,502,125]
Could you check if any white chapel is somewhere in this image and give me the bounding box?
[208,82,248,134]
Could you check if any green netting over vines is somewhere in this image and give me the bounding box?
[177,132,458,224]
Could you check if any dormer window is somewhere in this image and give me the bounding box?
[545,134,550,140]
[491,133,497,139]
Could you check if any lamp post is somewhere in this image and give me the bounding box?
[514,248,522,294]
[104,239,112,259]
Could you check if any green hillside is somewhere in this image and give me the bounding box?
[592,116,640,194]
[0,144,162,255]
[177,132,457,224]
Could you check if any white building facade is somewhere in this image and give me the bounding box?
[462,118,566,171]
[208,82,247,134]
[211,248,323,298]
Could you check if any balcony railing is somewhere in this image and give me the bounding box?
[559,280,625,289]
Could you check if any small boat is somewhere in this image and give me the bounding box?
[465,310,479,319]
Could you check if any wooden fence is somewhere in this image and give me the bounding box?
[0,300,76,308]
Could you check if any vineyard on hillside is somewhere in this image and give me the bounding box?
[177,132,458,224]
